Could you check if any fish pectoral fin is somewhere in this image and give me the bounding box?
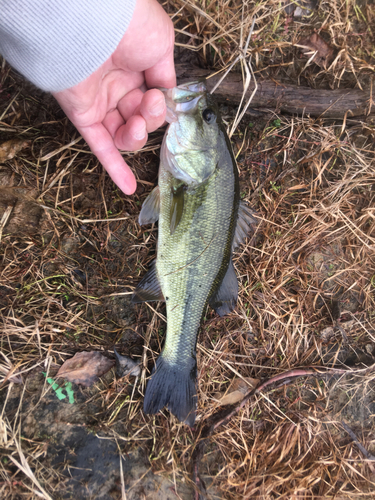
[209,259,238,317]
[170,184,185,235]
[132,261,165,303]
[232,200,259,250]
[139,186,160,225]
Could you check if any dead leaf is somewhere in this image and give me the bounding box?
[320,320,356,343]
[0,353,23,385]
[298,33,334,68]
[216,377,259,406]
[284,0,317,17]
[56,351,115,387]
[320,326,335,343]
[287,184,308,191]
[0,139,30,163]
[113,348,141,378]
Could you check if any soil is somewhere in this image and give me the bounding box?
[2,367,199,499]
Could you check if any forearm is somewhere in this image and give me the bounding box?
[0,0,136,92]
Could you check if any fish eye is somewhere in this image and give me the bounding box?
[202,108,216,124]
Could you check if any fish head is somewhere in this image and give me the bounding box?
[161,81,222,186]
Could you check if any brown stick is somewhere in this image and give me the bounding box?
[341,422,375,462]
[176,64,374,119]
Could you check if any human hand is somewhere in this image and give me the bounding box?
[53,0,175,195]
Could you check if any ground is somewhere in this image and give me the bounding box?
[1,1,375,499]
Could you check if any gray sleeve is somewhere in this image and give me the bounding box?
[0,0,137,92]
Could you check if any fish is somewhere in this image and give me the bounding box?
[132,81,257,426]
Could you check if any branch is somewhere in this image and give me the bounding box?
[176,64,374,120]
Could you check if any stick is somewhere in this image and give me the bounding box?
[176,65,374,119]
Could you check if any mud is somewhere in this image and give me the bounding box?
[2,371,194,500]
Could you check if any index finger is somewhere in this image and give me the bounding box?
[78,122,137,195]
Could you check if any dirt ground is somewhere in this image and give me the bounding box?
[1,1,375,499]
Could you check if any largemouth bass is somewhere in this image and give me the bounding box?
[132,81,256,426]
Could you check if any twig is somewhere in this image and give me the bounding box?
[208,16,258,139]
[0,205,13,242]
[342,422,375,461]
[119,454,127,500]
[228,17,257,139]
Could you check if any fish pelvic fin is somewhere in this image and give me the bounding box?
[143,354,197,426]
[209,259,238,316]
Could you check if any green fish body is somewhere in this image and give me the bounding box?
[133,82,256,425]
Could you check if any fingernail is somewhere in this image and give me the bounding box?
[149,98,165,117]
[133,124,146,141]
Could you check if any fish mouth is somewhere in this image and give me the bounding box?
[159,81,207,123]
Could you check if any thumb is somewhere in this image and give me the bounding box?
[145,30,176,89]
[145,52,176,90]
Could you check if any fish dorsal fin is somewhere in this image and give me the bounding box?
[139,186,160,225]
[170,184,185,235]
[209,260,238,317]
[132,261,164,303]
[232,201,259,250]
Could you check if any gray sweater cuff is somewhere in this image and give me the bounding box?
[0,0,137,92]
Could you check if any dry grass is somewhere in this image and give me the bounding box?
[171,0,374,88]
[1,0,375,498]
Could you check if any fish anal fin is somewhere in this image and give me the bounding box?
[132,261,164,303]
[139,186,160,225]
[232,200,259,250]
[144,354,197,426]
[170,184,185,235]
[209,260,238,317]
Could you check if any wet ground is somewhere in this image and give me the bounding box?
[2,369,196,499]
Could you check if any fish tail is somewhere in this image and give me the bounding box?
[143,354,197,426]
